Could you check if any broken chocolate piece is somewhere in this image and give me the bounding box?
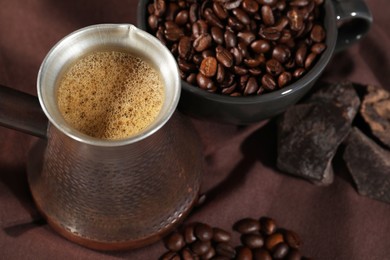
[360,85,390,148]
[343,127,390,204]
[307,81,361,122]
[277,82,360,185]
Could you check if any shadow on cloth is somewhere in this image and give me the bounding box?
[194,120,279,210]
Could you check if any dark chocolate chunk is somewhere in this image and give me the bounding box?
[307,82,361,122]
[277,82,360,185]
[360,84,390,149]
[343,127,390,204]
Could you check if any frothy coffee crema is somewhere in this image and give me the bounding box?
[57,51,164,140]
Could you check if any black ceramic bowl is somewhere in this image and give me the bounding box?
[137,0,337,125]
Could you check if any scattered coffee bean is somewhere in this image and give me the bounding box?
[165,232,185,252]
[272,242,290,259]
[284,230,303,249]
[146,0,327,96]
[233,218,260,234]
[265,232,285,251]
[241,233,264,248]
[260,217,277,236]
[161,217,311,260]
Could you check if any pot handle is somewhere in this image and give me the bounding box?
[333,0,373,52]
[0,85,48,138]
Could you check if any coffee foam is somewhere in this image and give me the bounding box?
[57,51,164,140]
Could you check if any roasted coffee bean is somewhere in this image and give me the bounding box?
[192,54,203,65]
[272,45,291,63]
[181,248,195,260]
[295,44,308,67]
[148,15,159,31]
[197,73,215,90]
[178,36,192,59]
[224,0,243,10]
[238,41,250,58]
[311,24,326,42]
[290,0,310,6]
[293,67,306,78]
[251,39,271,54]
[216,63,226,83]
[154,0,166,17]
[186,73,197,85]
[191,240,211,255]
[311,42,326,54]
[165,2,179,21]
[287,9,304,31]
[165,232,185,252]
[202,50,215,58]
[184,224,197,244]
[232,8,250,25]
[304,52,317,69]
[189,3,198,23]
[200,56,218,77]
[236,246,253,260]
[278,29,292,44]
[261,5,275,26]
[202,247,216,259]
[260,217,277,235]
[204,8,224,28]
[259,27,281,41]
[244,77,259,95]
[147,3,155,15]
[193,34,212,52]
[237,31,256,45]
[265,232,284,251]
[278,71,292,88]
[161,250,180,260]
[175,10,189,25]
[194,222,214,241]
[234,66,248,76]
[266,59,284,76]
[231,47,243,65]
[228,16,245,32]
[215,242,236,258]
[244,58,262,68]
[258,0,278,5]
[241,233,264,248]
[249,68,262,76]
[272,242,290,259]
[233,218,260,234]
[211,26,224,45]
[224,29,237,48]
[252,248,273,260]
[222,83,237,94]
[242,0,259,13]
[164,26,184,42]
[274,17,289,31]
[178,58,197,72]
[216,46,234,68]
[194,20,209,38]
[284,230,302,249]
[213,2,228,20]
[212,227,232,243]
[262,73,277,91]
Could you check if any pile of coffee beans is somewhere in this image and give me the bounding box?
[160,216,310,259]
[146,0,327,96]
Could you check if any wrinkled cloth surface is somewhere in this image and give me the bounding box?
[0,0,390,259]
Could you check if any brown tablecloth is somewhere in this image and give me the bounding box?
[1,0,389,259]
